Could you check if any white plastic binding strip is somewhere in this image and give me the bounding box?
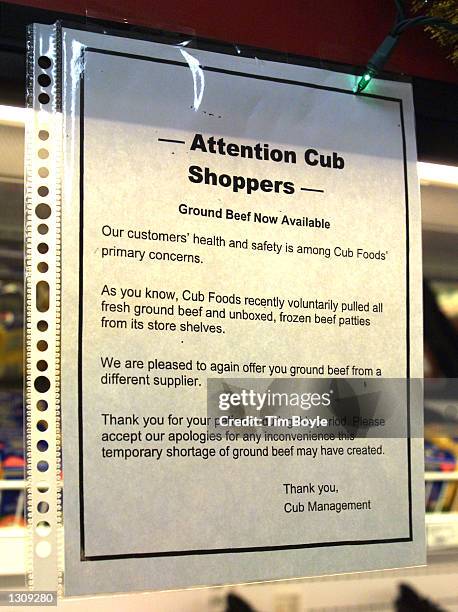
[25,23,62,593]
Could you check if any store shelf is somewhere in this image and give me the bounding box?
[425,471,458,481]
[0,479,25,490]
[0,526,26,575]
[426,513,458,549]
[427,512,458,523]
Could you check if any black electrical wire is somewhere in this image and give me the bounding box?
[356,1,457,93]
[394,0,406,21]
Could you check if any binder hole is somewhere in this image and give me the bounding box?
[38,148,49,159]
[36,521,51,537]
[38,130,49,141]
[37,460,48,472]
[37,419,48,432]
[35,203,51,219]
[37,340,48,351]
[38,224,48,235]
[38,242,48,254]
[38,93,50,105]
[38,167,49,178]
[37,440,49,452]
[34,376,50,393]
[37,360,48,371]
[37,262,48,273]
[36,400,48,411]
[37,320,48,331]
[37,186,49,197]
[36,541,51,558]
[38,74,51,88]
[38,56,52,69]
[36,281,49,312]
[37,501,49,514]
[37,482,49,493]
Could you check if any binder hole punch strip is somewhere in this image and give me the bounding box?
[25,24,63,593]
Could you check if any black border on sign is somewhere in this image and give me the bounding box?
[77,47,412,562]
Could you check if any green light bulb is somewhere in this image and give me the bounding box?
[355,72,372,94]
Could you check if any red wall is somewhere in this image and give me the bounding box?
[5,0,458,83]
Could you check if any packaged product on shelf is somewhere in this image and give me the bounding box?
[425,439,457,472]
[0,454,25,527]
[426,481,445,512]
[435,481,458,512]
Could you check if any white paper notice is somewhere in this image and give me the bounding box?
[54,26,425,595]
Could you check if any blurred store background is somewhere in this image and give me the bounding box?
[0,103,25,580]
